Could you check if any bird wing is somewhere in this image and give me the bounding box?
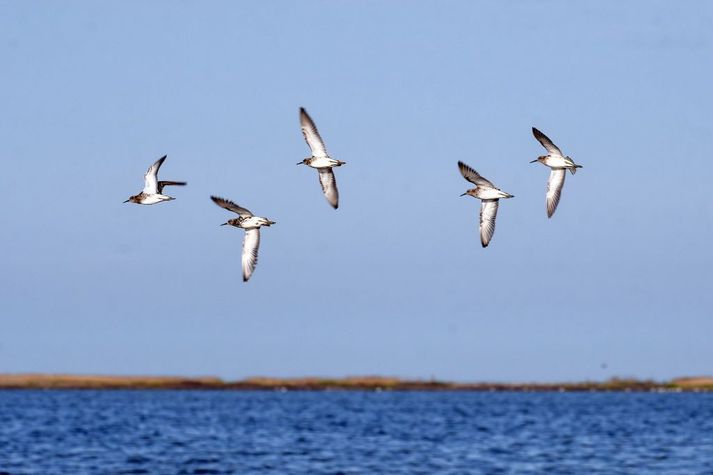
[318,168,339,209]
[546,168,566,218]
[458,161,495,188]
[479,199,499,248]
[300,108,329,158]
[157,181,187,194]
[242,228,260,282]
[532,128,563,157]
[210,196,254,217]
[142,155,167,194]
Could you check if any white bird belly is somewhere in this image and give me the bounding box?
[141,194,170,205]
[308,157,337,168]
[544,155,571,168]
[478,188,507,200]
[241,216,270,228]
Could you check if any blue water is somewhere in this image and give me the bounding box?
[0,391,712,474]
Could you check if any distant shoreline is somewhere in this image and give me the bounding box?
[0,374,712,391]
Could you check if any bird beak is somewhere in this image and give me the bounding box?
[220,223,228,226]
[529,159,538,163]
[460,192,467,197]
[296,162,303,165]
[123,199,130,203]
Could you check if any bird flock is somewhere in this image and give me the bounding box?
[458,127,583,247]
[125,109,582,281]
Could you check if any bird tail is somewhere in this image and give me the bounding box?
[569,165,582,175]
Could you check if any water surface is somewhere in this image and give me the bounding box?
[0,391,711,474]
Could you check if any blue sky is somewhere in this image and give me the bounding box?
[0,1,711,382]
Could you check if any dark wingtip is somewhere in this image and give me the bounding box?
[481,241,489,248]
[457,161,476,175]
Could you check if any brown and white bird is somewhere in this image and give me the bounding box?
[124,155,186,205]
[458,161,514,248]
[530,127,582,218]
[297,107,345,209]
[211,196,276,282]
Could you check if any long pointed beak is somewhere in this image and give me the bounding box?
[460,192,467,197]
[296,162,303,165]
[123,199,130,203]
[220,223,228,226]
[529,159,538,163]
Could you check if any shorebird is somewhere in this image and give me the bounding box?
[211,196,276,282]
[458,161,514,248]
[297,107,345,209]
[530,127,582,218]
[124,155,186,205]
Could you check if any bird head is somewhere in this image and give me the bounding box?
[221,219,240,227]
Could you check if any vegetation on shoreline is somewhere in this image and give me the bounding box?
[0,374,711,391]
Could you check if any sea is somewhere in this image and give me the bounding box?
[0,390,711,474]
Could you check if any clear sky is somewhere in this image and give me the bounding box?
[1,1,711,382]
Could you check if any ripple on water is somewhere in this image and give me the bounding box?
[0,391,712,473]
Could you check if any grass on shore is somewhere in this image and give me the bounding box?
[0,374,711,391]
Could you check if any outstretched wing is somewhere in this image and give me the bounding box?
[142,155,167,194]
[300,108,329,158]
[157,181,187,194]
[210,196,253,217]
[458,161,495,188]
[318,168,339,209]
[242,228,260,282]
[546,168,566,218]
[532,128,563,157]
[479,199,499,248]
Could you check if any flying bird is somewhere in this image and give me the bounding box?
[211,196,276,282]
[530,127,582,218]
[458,161,514,248]
[297,107,346,209]
[124,155,186,205]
